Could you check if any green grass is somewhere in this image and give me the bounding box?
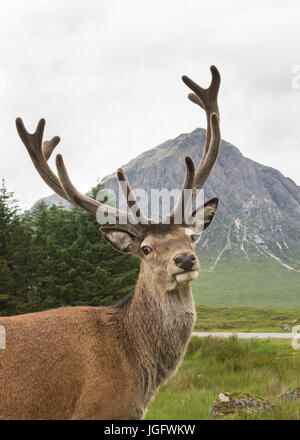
[192,259,300,309]
[194,305,300,332]
[146,336,300,420]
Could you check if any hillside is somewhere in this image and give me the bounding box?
[32,128,300,308]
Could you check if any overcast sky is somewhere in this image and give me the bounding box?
[1,0,299,210]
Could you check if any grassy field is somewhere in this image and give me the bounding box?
[146,336,300,420]
[192,259,300,309]
[194,305,300,332]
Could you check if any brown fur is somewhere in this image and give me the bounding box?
[0,227,200,420]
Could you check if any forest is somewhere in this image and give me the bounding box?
[0,180,139,317]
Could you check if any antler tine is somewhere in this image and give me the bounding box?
[16,118,68,200]
[55,154,103,216]
[43,136,60,161]
[117,168,149,224]
[168,156,195,224]
[182,65,220,112]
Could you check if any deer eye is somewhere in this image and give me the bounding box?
[141,246,152,255]
[190,234,200,243]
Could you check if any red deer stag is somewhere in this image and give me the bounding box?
[0,66,221,419]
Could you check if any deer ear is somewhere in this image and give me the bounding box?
[100,227,140,254]
[192,197,219,232]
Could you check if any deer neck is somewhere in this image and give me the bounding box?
[120,263,196,398]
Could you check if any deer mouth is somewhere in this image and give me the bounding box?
[174,270,199,283]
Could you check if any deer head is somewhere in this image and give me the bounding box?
[16,66,221,294]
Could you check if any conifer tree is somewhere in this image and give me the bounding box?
[0,180,140,316]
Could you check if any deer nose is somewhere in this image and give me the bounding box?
[174,253,196,272]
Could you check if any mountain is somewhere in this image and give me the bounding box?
[32,128,300,309]
[31,193,71,211]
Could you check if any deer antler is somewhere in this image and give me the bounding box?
[16,118,146,234]
[16,118,67,200]
[169,66,221,224]
[17,67,220,231]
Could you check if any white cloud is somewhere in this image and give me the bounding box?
[0,0,299,209]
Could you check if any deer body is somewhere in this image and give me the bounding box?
[0,270,195,419]
[1,66,222,419]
